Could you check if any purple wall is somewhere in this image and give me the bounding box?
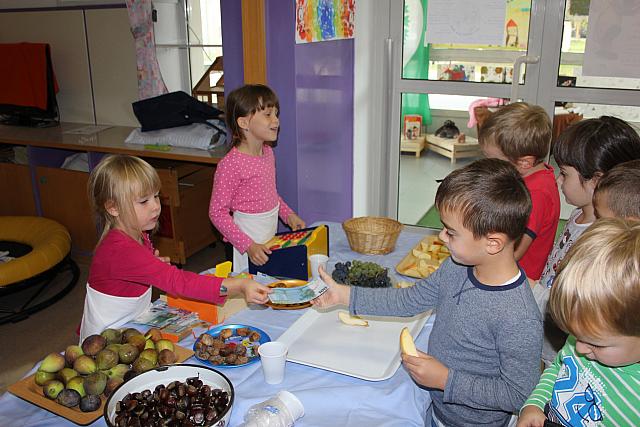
[265,1,299,217]
[265,0,353,225]
[220,0,243,95]
[222,0,354,226]
[293,41,353,224]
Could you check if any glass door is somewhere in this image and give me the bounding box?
[387,0,640,227]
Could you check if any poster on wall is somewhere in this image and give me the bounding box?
[295,0,355,44]
[582,0,640,79]
[425,0,505,45]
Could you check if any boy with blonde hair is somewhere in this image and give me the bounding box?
[593,159,640,220]
[314,158,543,427]
[479,102,560,280]
[518,219,640,427]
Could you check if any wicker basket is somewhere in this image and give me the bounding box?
[342,216,403,255]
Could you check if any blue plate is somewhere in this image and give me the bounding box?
[193,324,271,368]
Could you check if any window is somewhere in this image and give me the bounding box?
[154,0,223,107]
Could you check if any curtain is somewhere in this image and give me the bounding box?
[125,0,168,100]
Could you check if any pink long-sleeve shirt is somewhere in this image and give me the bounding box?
[88,229,226,304]
[209,145,294,253]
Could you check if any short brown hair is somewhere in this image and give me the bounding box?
[225,84,279,146]
[549,218,640,338]
[435,158,531,241]
[593,159,640,219]
[478,102,552,163]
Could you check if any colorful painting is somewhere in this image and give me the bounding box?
[296,0,355,44]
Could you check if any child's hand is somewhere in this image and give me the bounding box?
[223,278,272,305]
[287,213,305,231]
[310,266,350,308]
[154,249,171,264]
[516,406,546,427]
[401,350,449,390]
[248,242,272,265]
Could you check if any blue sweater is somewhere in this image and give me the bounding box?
[350,258,542,427]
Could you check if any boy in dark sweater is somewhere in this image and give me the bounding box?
[313,158,543,427]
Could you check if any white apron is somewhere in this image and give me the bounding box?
[232,204,279,273]
[79,284,152,343]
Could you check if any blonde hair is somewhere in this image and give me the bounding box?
[549,218,640,338]
[478,102,552,163]
[88,155,161,242]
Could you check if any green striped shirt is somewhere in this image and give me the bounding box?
[523,335,640,426]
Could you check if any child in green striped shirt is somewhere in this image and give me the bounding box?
[518,219,640,427]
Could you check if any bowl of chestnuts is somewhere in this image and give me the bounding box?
[103,364,234,427]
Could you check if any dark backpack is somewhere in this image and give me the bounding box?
[132,91,223,132]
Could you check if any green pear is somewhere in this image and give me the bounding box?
[100,328,122,345]
[155,339,175,353]
[83,371,107,396]
[34,370,56,386]
[104,363,130,380]
[96,349,118,370]
[118,344,139,364]
[74,355,97,375]
[39,353,65,373]
[64,345,84,367]
[57,368,79,385]
[66,376,86,398]
[139,349,158,366]
[43,380,64,400]
[81,335,106,356]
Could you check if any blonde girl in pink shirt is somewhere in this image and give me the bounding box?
[81,155,271,340]
[209,84,305,273]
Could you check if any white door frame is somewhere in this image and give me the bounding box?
[383,0,640,220]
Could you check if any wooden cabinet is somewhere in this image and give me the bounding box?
[149,160,217,264]
[0,123,228,261]
[0,162,37,216]
[35,166,98,253]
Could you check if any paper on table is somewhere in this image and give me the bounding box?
[63,125,112,135]
[267,279,329,305]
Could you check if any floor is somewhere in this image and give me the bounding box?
[0,243,225,396]
[398,150,573,226]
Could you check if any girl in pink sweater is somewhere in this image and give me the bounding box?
[80,155,270,341]
[209,85,305,272]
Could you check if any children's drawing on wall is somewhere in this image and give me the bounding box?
[296,0,355,44]
[437,64,474,81]
[504,0,530,49]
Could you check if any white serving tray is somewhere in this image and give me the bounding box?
[278,307,431,381]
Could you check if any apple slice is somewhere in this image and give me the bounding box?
[338,311,369,327]
[400,327,419,356]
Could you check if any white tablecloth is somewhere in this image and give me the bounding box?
[0,222,437,426]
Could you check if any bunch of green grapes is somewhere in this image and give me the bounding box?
[332,260,391,288]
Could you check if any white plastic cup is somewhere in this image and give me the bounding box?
[258,341,288,384]
[277,390,305,421]
[309,254,329,280]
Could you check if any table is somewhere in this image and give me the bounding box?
[400,135,427,158]
[426,134,482,165]
[0,222,437,426]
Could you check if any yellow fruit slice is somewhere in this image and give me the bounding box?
[400,327,418,356]
[338,311,369,327]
